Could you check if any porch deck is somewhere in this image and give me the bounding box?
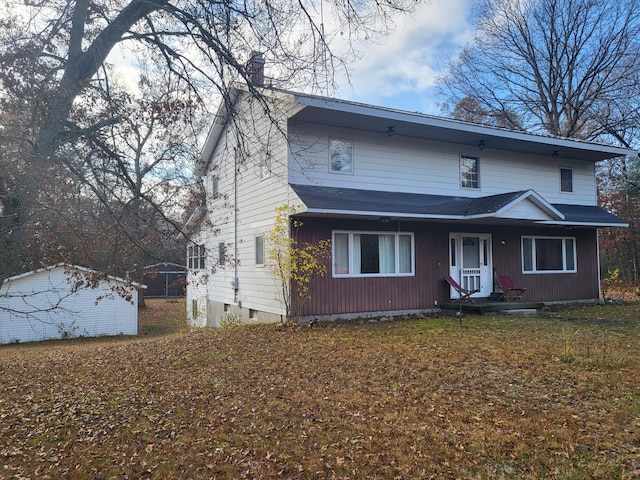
[442,301,545,315]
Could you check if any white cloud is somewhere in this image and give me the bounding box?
[334,0,476,113]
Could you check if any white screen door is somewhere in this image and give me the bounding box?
[449,233,492,298]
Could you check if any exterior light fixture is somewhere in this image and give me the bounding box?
[380,217,391,223]
[478,140,485,150]
[386,127,395,137]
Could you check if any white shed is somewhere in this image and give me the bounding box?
[0,264,144,344]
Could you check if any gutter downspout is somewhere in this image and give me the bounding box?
[596,229,602,301]
[234,147,239,303]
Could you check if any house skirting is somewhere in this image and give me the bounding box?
[300,307,440,323]
[207,300,283,327]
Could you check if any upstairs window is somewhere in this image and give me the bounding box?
[460,155,480,189]
[560,168,573,193]
[333,231,414,277]
[522,236,576,273]
[329,139,353,174]
[260,151,271,179]
[255,235,264,266]
[218,242,226,266]
[188,244,206,270]
[211,176,219,197]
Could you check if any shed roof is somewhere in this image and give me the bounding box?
[2,264,147,288]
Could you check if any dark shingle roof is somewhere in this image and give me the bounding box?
[289,184,627,227]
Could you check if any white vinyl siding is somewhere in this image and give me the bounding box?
[332,231,414,277]
[188,91,295,326]
[0,266,138,344]
[287,125,597,206]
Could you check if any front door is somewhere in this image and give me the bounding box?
[449,233,493,298]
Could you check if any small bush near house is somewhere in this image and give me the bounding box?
[0,301,638,479]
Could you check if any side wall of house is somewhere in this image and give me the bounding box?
[192,93,297,327]
[0,267,138,344]
[288,123,597,206]
[297,217,599,318]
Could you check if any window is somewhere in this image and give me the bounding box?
[332,231,414,277]
[211,176,219,196]
[188,244,206,269]
[329,139,353,174]
[218,242,226,266]
[260,151,271,179]
[560,168,573,193]
[460,155,480,189]
[255,235,264,266]
[522,236,576,273]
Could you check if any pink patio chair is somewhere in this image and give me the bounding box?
[446,275,479,303]
[498,275,527,302]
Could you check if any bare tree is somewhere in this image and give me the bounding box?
[438,0,640,141]
[437,0,640,290]
[0,0,420,281]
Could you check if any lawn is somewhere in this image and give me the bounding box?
[1,299,639,479]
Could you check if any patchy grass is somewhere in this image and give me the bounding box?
[1,300,639,479]
[138,297,188,337]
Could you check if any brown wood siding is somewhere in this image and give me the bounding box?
[296,218,600,317]
[491,226,599,302]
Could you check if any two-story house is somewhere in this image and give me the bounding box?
[186,75,632,327]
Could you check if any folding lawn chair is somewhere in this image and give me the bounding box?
[446,275,480,303]
[498,275,527,302]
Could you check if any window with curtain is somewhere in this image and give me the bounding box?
[522,236,576,273]
[332,231,414,277]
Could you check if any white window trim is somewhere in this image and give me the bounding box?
[460,154,480,190]
[188,244,206,270]
[329,138,354,175]
[211,176,219,195]
[332,230,415,278]
[559,167,574,193]
[255,235,265,268]
[521,235,577,274]
[218,242,226,267]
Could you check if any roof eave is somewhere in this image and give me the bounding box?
[302,208,626,228]
[196,87,243,177]
[292,93,636,161]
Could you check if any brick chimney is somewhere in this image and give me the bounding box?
[246,51,265,87]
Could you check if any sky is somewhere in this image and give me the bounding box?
[333,0,477,115]
[106,0,477,117]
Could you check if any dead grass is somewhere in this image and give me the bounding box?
[1,300,639,479]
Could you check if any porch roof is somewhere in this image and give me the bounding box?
[289,184,628,228]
